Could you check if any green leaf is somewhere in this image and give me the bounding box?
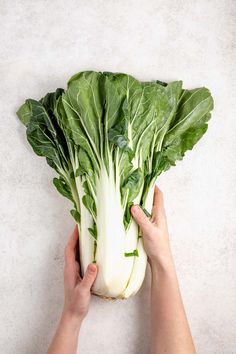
[82,194,96,219]
[122,168,143,199]
[82,180,90,195]
[164,87,213,146]
[53,177,74,202]
[24,98,69,175]
[40,88,64,113]
[16,101,32,126]
[59,93,100,174]
[64,71,103,158]
[124,249,139,257]
[123,201,134,230]
[88,224,97,240]
[121,169,144,228]
[77,148,94,176]
[154,88,213,176]
[140,86,213,203]
[70,209,81,223]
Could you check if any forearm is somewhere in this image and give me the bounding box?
[150,256,196,354]
[46,312,82,354]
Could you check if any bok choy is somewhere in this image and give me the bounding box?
[17,71,214,299]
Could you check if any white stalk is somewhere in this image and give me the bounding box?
[122,183,155,298]
[92,163,134,298]
[122,237,147,298]
[144,182,155,213]
[75,176,94,275]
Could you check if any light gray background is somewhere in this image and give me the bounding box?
[1,1,235,353]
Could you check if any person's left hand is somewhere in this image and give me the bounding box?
[62,226,98,324]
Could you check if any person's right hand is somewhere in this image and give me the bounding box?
[131,186,173,269]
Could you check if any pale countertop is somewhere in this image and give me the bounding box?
[1,1,236,353]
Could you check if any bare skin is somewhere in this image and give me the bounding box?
[131,186,196,354]
[46,227,97,354]
[46,186,196,354]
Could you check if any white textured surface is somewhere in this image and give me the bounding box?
[1,1,236,353]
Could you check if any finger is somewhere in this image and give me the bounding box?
[67,225,81,273]
[131,205,152,234]
[151,186,166,226]
[64,259,81,289]
[75,229,81,264]
[64,226,79,265]
[81,264,98,290]
[64,226,80,288]
[67,226,79,254]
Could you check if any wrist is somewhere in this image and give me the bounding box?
[60,310,83,332]
[149,251,176,275]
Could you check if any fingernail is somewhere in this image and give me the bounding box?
[89,264,97,273]
[132,205,140,214]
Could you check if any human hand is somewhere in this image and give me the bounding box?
[62,226,98,324]
[131,186,173,269]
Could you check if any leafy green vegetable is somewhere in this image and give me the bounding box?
[17,71,214,299]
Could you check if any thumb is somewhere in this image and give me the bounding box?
[131,205,152,235]
[81,263,98,290]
